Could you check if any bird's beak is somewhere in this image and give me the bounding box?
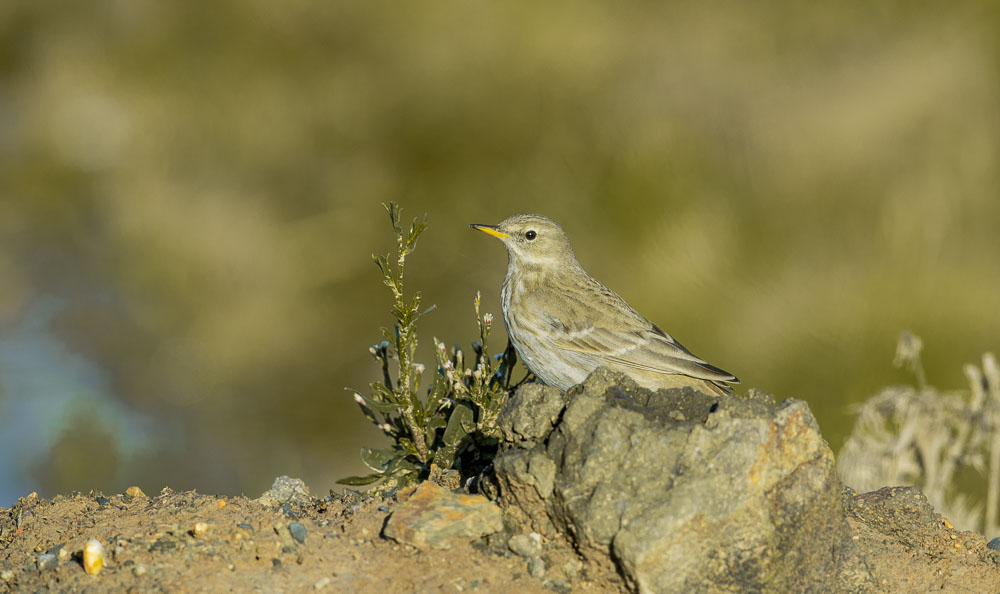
[470,224,510,240]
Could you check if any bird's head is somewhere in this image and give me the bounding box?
[470,214,577,269]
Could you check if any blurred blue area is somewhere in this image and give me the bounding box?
[0,296,169,507]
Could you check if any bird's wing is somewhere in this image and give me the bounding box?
[523,283,738,384]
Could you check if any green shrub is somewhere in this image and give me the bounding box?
[338,203,515,492]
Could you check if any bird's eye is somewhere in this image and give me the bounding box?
[525,230,537,240]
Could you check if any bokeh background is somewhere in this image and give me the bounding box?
[2,1,999,507]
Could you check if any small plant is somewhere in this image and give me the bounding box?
[339,203,515,492]
[838,331,1000,537]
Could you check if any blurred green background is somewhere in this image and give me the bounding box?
[2,1,999,506]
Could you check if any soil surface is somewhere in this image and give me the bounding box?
[0,485,616,593]
[843,486,1000,593]
[2,483,999,593]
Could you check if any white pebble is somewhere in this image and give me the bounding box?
[314,576,332,590]
[83,539,105,575]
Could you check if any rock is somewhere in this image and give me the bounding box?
[508,533,541,558]
[843,487,941,549]
[383,481,503,550]
[274,524,299,552]
[0,569,13,582]
[527,555,546,579]
[36,553,58,571]
[562,558,582,579]
[125,486,147,498]
[83,539,105,575]
[498,382,568,446]
[429,463,462,489]
[844,486,993,560]
[989,538,1000,553]
[314,576,332,589]
[289,522,307,544]
[257,476,311,507]
[46,543,66,559]
[490,367,871,593]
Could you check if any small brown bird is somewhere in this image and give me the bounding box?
[471,214,738,396]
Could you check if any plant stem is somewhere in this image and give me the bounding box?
[983,354,1000,537]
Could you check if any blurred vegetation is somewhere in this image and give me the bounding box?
[840,333,1000,537]
[1,1,999,503]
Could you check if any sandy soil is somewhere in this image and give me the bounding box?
[2,484,999,593]
[0,486,618,593]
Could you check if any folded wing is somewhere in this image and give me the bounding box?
[525,283,739,385]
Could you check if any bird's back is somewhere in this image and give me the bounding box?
[501,262,738,395]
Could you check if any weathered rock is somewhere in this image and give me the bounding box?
[257,476,311,507]
[845,486,997,562]
[35,553,58,571]
[383,481,503,550]
[288,522,307,544]
[843,487,939,548]
[844,486,1000,588]
[508,532,542,558]
[490,367,872,593]
[527,555,546,579]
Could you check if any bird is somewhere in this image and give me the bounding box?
[470,214,739,396]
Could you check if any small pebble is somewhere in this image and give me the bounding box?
[132,563,148,577]
[988,537,1000,552]
[46,543,66,558]
[36,553,58,571]
[378,506,390,512]
[83,539,105,575]
[95,496,110,507]
[193,522,209,537]
[0,569,14,582]
[508,533,541,558]
[126,486,147,498]
[237,523,254,531]
[528,555,546,579]
[562,558,582,579]
[314,576,332,590]
[289,522,307,544]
